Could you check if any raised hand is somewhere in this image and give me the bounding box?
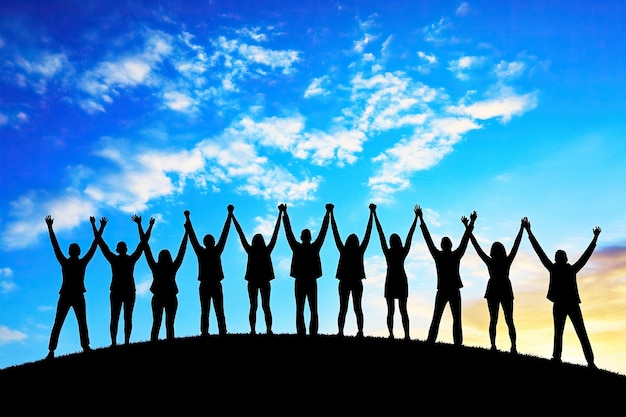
[326,203,334,212]
[90,216,96,225]
[369,203,376,211]
[227,204,235,213]
[415,205,423,218]
[149,217,155,226]
[278,204,286,212]
[470,211,477,222]
[593,226,602,237]
[45,215,54,226]
[184,210,190,220]
[100,217,108,227]
[461,216,469,226]
[522,217,530,230]
[131,215,141,224]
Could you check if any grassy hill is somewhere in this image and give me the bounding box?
[1,334,625,414]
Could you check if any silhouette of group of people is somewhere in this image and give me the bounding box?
[44,204,602,368]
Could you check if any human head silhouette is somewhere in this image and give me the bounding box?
[252,234,266,248]
[440,237,452,251]
[158,249,173,265]
[490,242,506,259]
[203,234,215,248]
[346,233,359,248]
[390,233,402,249]
[555,249,568,264]
[300,229,312,244]
[116,241,128,255]
[68,243,81,258]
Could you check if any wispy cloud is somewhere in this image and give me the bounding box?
[0,325,27,345]
[447,55,487,80]
[447,86,538,123]
[304,75,331,98]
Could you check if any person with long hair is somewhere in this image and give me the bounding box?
[142,217,188,342]
[373,205,419,340]
[330,204,375,337]
[231,206,282,335]
[469,218,524,354]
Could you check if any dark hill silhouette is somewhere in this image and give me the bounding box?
[1,334,625,414]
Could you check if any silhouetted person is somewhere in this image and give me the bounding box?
[524,218,601,369]
[142,218,188,342]
[330,204,374,337]
[373,205,418,340]
[184,207,232,336]
[280,203,332,336]
[469,218,524,354]
[418,206,476,346]
[45,215,105,360]
[231,206,282,335]
[94,215,153,347]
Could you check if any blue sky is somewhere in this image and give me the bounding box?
[2,0,626,373]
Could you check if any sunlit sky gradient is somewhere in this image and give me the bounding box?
[2,0,626,373]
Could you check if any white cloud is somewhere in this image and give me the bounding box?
[369,117,481,200]
[15,52,68,78]
[0,267,16,293]
[236,27,269,42]
[1,192,98,250]
[79,30,173,108]
[236,167,320,202]
[348,71,438,133]
[447,56,487,80]
[299,129,367,166]
[456,2,470,17]
[79,99,106,114]
[163,91,196,111]
[448,88,538,123]
[495,60,526,79]
[237,43,300,74]
[0,112,8,126]
[418,51,437,65]
[304,75,330,98]
[0,325,27,345]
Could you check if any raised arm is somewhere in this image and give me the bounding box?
[403,205,419,255]
[173,229,189,270]
[330,208,343,250]
[572,226,601,272]
[266,209,282,252]
[524,219,553,269]
[312,204,332,249]
[360,204,375,250]
[140,217,157,270]
[231,209,251,252]
[45,215,65,262]
[456,211,477,256]
[96,217,116,261]
[215,205,234,253]
[280,204,298,249]
[82,216,105,263]
[183,210,202,254]
[506,218,525,263]
[373,209,388,253]
[469,233,490,264]
[417,206,437,256]
[127,215,146,260]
